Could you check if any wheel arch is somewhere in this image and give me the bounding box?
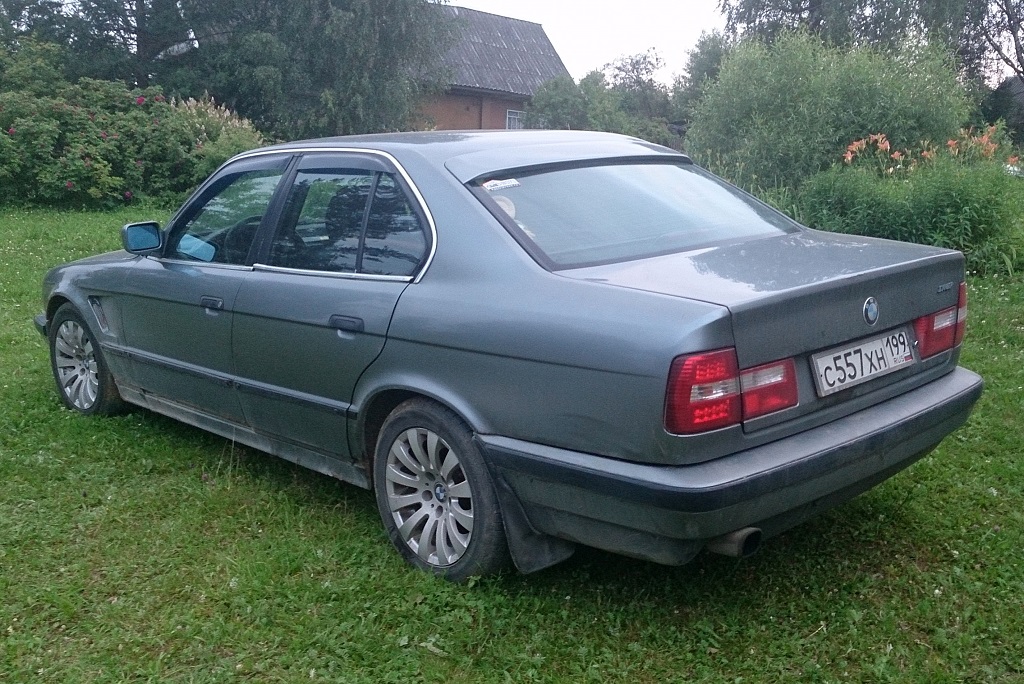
[353,382,488,477]
[47,298,127,415]
[353,381,577,575]
[46,294,73,322]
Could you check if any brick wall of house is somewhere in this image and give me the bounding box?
[419,92,528,130]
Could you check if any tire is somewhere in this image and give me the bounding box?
[373,398,510,581]
[48,303,125,416]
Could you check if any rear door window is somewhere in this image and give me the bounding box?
[267,155,429,277]
[269,169,373,272]
[362,174,429,276]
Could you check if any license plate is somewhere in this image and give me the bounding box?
[812,328,915,397]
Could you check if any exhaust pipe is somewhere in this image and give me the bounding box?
[706,527,762,558]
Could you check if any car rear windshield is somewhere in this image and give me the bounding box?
[474,161,798,268]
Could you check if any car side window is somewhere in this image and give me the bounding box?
[269,170,373,272]
[169,166,286,265]
[269,169,427,276]
[362,174,428,277]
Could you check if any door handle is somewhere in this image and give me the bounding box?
[329,315,364,333]
[200,296,224,310]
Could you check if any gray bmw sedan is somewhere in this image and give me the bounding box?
[35,131,983,580]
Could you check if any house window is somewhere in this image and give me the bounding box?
[506,109,525,130]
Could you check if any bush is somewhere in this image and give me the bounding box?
[525,72,684,150]
[169,95,267,182]
[0,76,263,209]
[686,32,971,191]
[798,128,1024,274]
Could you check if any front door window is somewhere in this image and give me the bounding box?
[170,166,286,265]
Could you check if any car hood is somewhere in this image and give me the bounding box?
[65,250,137,267]
[560,230,965,367]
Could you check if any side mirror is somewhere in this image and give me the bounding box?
[122,221,163,255]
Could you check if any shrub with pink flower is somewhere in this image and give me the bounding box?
[0,78,263,208]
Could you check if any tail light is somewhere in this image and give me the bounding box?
[665,349,797,435]
[665,349,740,434]
[913,281,967,359]
[741,359,798,420]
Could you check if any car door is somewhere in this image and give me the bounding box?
[118,154,291,422]
[232,152,431,457]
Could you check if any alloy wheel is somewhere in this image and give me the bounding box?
[53,319,99,410]
[384,427,474,567]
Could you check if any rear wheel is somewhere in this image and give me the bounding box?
[48,303,125,415]
[373,398,510,580]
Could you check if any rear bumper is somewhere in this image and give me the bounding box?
[34,313,47,337]
[479,366,983,567]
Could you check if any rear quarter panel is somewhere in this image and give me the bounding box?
[351,166,733,464]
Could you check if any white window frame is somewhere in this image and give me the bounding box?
[506,109,525,130]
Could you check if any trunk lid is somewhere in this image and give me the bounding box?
[561,229,964,369]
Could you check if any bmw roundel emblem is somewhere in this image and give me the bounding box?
[863,297,879,326]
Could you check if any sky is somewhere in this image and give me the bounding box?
[449,0,727,85]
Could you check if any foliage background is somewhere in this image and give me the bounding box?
[0,41,264,208]
[685,32,972,190]
[1,0,456,141]
[797,128,1024,274]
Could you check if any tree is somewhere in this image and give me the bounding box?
[982,76,1024,141]
[577,71,632,133]
[719,0,863,45]
[523,76,588,129]
[0,36,65,95]
[171,0,457,137]
[978,0,1024,81]
[717,0,992,80]
[670,30,732,128]
[0,0,195,85]
[1,0,67,44]
[686,32,972,190]
[603,49,670,120]
[2,0,457,138]
[524,70,683,149]
[1,1,25,42]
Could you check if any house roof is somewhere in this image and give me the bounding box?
[1006,75,1024,99]
[441,6,571,98]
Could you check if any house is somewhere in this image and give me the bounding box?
[419,6,571,130]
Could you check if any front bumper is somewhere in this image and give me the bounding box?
[33,313,47,337]
[479,367,983,567]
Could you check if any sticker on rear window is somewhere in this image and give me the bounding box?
[482,179,521,192]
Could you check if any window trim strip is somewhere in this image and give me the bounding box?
[252,263,414,283]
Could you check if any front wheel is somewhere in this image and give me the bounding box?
[373,398,510,581]
[48,303,125,416]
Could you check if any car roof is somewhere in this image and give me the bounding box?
[239,130,690,183]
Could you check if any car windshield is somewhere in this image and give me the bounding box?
[475,161,798,268]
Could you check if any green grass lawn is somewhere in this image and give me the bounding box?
[1,208,1022,683]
